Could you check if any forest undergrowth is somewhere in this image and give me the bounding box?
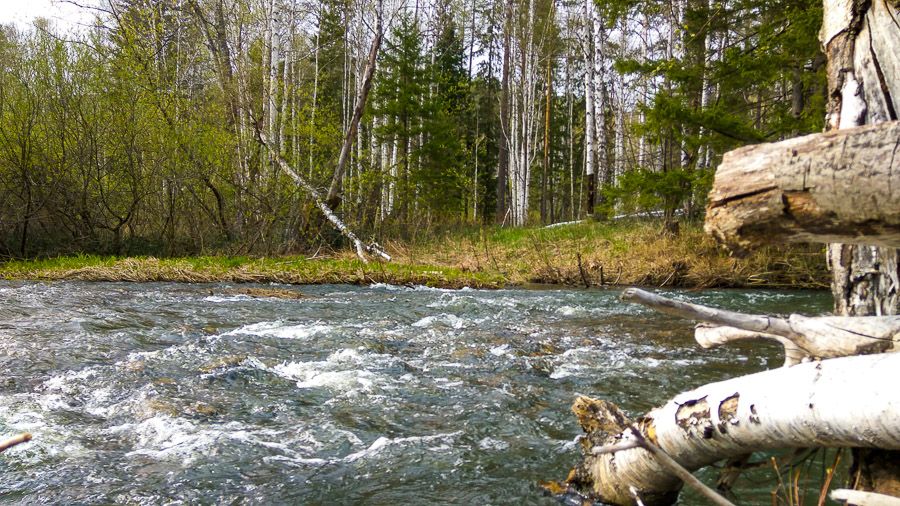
[0,219,829,290]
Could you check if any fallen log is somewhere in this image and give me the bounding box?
[621,288,900,365]
[704,120,900,253]
[565,353,900,506]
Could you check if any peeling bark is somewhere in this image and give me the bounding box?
[566,353,900,506]
[705,120,900,253]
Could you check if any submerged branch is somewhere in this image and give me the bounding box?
[0,432,32,452]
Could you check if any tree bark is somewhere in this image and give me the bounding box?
[821,0,900,495]
[496,0,511,224]
[582,0,596,215]
[257,132,390,263]
[565,353,900,506]
[705,120,900,253]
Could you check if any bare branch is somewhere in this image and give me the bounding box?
[0,432,32,453]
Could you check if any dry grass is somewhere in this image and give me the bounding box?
[0,220,829,289]
[381,220,829,289]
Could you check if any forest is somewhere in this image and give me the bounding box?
[0,0,826,258]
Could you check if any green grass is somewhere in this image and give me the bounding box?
[0,219,829,289]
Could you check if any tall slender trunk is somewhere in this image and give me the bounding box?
[310,27,319,178]
[540,36,552,224]
[566,35,575,221]
[496,0,511,224]
[582,0,596,214]
[325,0,384,212]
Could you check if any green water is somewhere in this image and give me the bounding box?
[0,281,833,504]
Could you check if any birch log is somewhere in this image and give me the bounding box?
[621,288,900,364]
[704,120,900,254]
[566,353,900,506]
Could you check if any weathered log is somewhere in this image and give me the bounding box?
[704,120,900,253]
[621,288,900,363]
[0,432,31,453]
[566,353,900,506]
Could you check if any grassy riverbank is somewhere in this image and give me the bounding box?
[0,220,829,289]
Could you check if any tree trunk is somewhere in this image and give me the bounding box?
[582,0,596,215]
[822,0,900,494]
[496,0,511,224]
[325,0,382,212]
[540,31,552,225]
[257,132,389,263]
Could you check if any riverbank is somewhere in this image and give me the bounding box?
[0,220,829,289]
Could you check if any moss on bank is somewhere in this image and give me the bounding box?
[0,220,829,289]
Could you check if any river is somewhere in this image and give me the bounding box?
[0,281,832,504]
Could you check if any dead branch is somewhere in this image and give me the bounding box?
[621,288,900,363]
[0,432,32,452]
[566,353,900,505]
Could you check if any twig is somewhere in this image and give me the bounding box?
[591,440,640,455]
[817,450,842,506]
[628,429,736,506]
[590,429,735,506]
[0,432,32,452]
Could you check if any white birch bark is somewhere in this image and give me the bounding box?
[569,353,900,506]
[582,0,596,208]
[267,0,280,150]
[257,132,390,263]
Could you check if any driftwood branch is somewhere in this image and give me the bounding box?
[621,288,900,364]
[0,432,32,452]
[695,324,808,366]
[705,120,900,253]
[566,353,900,505]
[257,133,391,264]
[589,433,736,506]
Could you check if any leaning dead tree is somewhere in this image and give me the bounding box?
[257,133,391,264]
[557,1,900,503]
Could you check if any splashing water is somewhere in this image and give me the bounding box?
[0,281,831,504]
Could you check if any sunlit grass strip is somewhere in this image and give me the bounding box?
[0,220,829,289]
[0,255,506,289]
[392,220,829,289]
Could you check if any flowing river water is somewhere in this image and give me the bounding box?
[0,281,832,504]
